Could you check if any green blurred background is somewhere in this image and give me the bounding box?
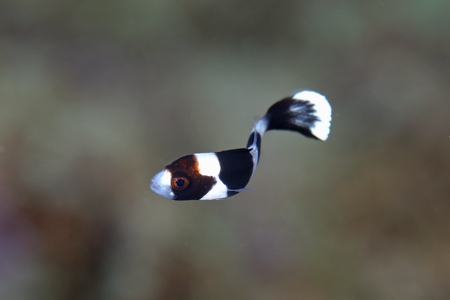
[1,1,450,299]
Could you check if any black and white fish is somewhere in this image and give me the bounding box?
[151,90,332,201]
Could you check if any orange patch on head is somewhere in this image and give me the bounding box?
[164,154,216,200]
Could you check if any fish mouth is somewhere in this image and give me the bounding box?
[150,169,174,199]
[150,180,162,194]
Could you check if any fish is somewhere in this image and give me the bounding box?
[150,90,332,200]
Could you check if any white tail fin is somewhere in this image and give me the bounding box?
[264,90,332,141]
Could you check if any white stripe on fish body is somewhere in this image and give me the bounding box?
[247,117,268,174]
[254,116,269,137]
[200,180,228,200]
[249,145,259,175]
[194,153,221,176]
[194,153,230,200]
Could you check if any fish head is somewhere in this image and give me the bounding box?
[150,154,216,200]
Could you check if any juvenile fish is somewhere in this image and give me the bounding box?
[151,91,332,200]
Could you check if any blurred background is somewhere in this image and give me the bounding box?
[1,0,450,299]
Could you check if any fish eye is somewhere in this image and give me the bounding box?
[171,176,190,190]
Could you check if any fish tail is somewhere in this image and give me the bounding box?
[246,90,331,173]
[264,90,332,141]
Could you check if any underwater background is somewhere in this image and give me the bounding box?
[1,1,449,299]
